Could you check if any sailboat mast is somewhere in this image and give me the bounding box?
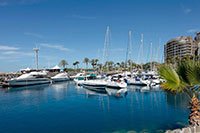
[125,30,132,69]
[103,26,110,64]
[141,34,144,71]
[150,42,153,71]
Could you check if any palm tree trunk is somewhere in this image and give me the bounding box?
[189,95,200,126]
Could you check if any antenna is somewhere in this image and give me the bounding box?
[33,47,39,70]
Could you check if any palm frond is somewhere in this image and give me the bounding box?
[176,61,191,85]
[159,65,186,92]
[187,61,200,86]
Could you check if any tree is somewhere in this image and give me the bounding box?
[159,60,200,126]
[120,61,125,70]
[97,63,103,72]
[59,59,68,69]
[90,59,98,69]
[83,57,90,69]
[107,61,114,71]
[75,61,79,69]
[73,61,79,69]
[116,62,121,70]
[127,59,133,68]
[73,62,76,69]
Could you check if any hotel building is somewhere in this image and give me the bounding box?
[164,36,198,62]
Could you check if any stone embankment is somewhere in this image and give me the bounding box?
[166,126,200,133]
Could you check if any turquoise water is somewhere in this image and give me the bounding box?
[0,82,189,133]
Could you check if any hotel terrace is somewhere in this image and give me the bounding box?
[164,34,199,62]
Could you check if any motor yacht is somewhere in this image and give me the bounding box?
[7,71,51,87]
[51,72,70,82]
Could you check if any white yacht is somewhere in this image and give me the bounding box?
[74,73,96,86]
[7,71,51,87]
[70,72,85,79]
[106,76,127,89]
[126,76,150,86]
[82,79,107,90]
[51,72,70,82]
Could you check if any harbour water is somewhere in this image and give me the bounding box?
[0,82,189,133]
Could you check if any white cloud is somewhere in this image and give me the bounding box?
[0,45,19,51]
[40,43,71,52]
[0,0,45,6]
[0,1,8,6]
[24,32,43,38]
[1,51,33,56]
[184,8,192,14]
[72,15,96,20]
[181,4,192,14]
[187,29,199,33]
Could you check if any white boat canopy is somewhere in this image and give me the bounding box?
[20,67,31,71]
[51,65,61,70]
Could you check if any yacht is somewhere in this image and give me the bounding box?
[7,71,51,87]
[106,76,127,89]
[74,73,96,86]
[70,72,85,79]
[51,72,70,82]
[82,79,107,90]
[126,76,150,86]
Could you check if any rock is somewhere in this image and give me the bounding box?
[181,127,191,133]
[171,129,181,133]
[165,126,200,133]
[189,126,195,132]
[165,130,171,133]
[195,126,200,132]
[127,131,137,133]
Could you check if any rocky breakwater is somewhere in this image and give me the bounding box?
[166,126,200,133]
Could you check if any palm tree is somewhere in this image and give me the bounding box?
[120,61,125,70]
[159,60,200,126]
[90,59,98,69]
[116,62,121,70]
[73,61,79,70]
[73,62,76,69]
[127,59,133,69]
[97,63,103,72]
[75,61,79,69]
[83,58,90,69]
[108,61,114,71]
[59,59,68,69]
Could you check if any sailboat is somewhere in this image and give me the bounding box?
[126,34,150,86]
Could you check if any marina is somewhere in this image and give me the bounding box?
[0,0,200,132]
[0,81,189,133]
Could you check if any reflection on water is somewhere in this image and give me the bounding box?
[166,92,190,109]
[0,82,190,133]
[85,88,107,96]
[5,84,50,92]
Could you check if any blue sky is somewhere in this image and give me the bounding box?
[0,0,199,72]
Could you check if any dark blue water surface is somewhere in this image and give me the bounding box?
[0,82,189,133]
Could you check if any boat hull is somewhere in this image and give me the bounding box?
[127,79,150,86]
[82,83,106,89]
[52,78,69,83]
[82,80,107,92]
[106,82,127,89]
[8,78,51,87]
